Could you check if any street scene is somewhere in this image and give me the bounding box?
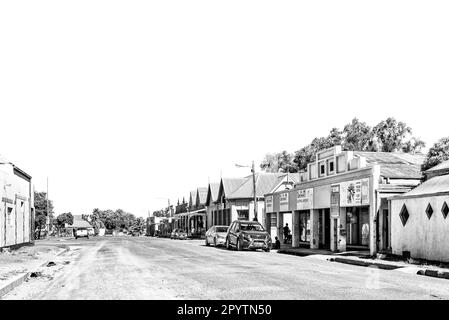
[2,1,449,302]
[2,236,449,300]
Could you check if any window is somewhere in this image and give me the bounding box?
[425,203,433,219]
[237,210,249,220]
[320,164,325,175]
[270,213,277,227]
[329,161,334,173]
[399,204,409,226]
[7,207,13,226]
[442,201,449,219]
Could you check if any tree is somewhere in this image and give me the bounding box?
[54,212,73,235]
[260,151,297,173]
[422,137,449,171]
[34,191,54,239]
[372,117,412,152]
[342,118,373,151]
[401,137,426,154]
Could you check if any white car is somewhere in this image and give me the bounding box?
[74,228,89,239]
[205,225,229,247]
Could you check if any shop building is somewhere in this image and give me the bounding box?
[173,188,207,237]
[211,173,299,228]
[205,182,220,229]
[0,157,34,249]
[389,160,449,262]
[265,146,424,255]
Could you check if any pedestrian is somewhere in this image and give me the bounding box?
[273,236,281,249]
[283,223,290,244]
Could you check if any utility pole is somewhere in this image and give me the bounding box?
[46,177,49,237]
[251,161,257,222]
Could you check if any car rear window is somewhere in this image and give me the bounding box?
[215,227,228,232]
[240,223,264,231]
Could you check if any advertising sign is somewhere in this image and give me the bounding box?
[296,188,314,210]
[340,178,369,207]
[265,195,273,213]
[279,192,289,212]
[330,185,340,218]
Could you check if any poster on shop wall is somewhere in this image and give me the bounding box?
[279,192,289,211]
[339,178,369,207]
[330,185,340,218]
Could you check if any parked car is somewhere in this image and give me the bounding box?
[205,225,229,247]
[74,228,89,239]
[170,228,179,239]
[225,220,271,252]
[177,229,188,240]
[105,229,113,236]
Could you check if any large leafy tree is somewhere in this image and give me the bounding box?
[342,118,373,151]
[260,151,297,173]
[53,212,73,235]
[422,137,449,171]
[372,117,412,152]
[34,191,54,239]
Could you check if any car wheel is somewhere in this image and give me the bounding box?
[225,237,231,250]
[205,238,210,246]
[75,236,78,239]
[264,248,271,252]
[236,239,242,251]
[213,237,217,247]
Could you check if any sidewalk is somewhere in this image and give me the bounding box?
[0,244,70,297]
[277,245,449,280]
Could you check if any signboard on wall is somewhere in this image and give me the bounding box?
[339,178,369,207]
[265,196,273,213]
[296,188,314,210]
[279,192,289,212]
[330,185,340,218]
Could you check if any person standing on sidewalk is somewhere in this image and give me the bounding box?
[283,223,290,244]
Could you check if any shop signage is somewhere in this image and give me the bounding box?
[296,188,314,210]
[330,185,340,218]
[279,192,289,212]
[339,178,369,207]
[266,196,273,213]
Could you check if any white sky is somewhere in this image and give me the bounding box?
[1,1,448,217]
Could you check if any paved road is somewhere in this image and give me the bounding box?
[4,236,449,299]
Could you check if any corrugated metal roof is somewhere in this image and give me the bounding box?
[392,174,449,199]
[208,182,220,203]
[227,173,288,199]
[426,160,449,172]
[221,178,247,197]
[70,219,92,228]
[353,151,425,179]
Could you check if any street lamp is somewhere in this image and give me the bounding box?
[235,161,258,222]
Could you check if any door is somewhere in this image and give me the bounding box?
[383,209,389,249]
[324,209,331,249]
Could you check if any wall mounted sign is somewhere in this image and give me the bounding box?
[279,192,289,212]
[265,196,273,213]
[330,185,340,218]
[296,188,314,210]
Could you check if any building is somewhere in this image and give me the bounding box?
[0,156,34,249]
[265,146,425,255]
[205,182,220,229]
[67,215,94,236]
[210,173,299,228]
[389,160,449,262]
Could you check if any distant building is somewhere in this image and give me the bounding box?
[389,160,449,262]
[0,156,34,249]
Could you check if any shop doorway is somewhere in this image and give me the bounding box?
[298,210,310,244]
[346,206,370,247]
[318,209,331,249]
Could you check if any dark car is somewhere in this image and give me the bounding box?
[225,220,271,252]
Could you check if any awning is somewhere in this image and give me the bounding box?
[173,209,206,219]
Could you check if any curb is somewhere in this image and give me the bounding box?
[277,249,330,257]
[329,257,403,270]
[417,269,449,280]
[0,247,70,298]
